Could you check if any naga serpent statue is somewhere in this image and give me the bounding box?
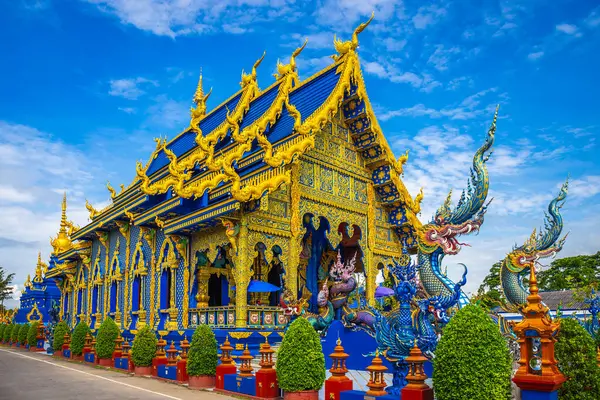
[500,180,569,309]
[584,290,600,340]
[416,108,497,307]
[280,281,334,335]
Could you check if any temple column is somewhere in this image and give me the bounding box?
[366,183,377,306]
[287,163,301,298]
[235,214,250,328]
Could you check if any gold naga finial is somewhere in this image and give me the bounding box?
[192,69,212,118]
[106,181,117,199]
[85,199,100,220]
[333,11,375,60]
[119,183,125,193]
[397,150,409,174]
[275,38,308,81]
[34,251,45,283]
[50,192,73,254]
[241,51,266,88]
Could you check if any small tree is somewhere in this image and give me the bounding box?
[187,325,217,376]
[52,321,69,351]
[71,321,91,356]
[131,325,157,367]
[28,321,40,348]
[3,323,13,342]
[555,318,600,399]
[19,323,30,345]
[276,317,326,393]
[95,317,119,359]
[11,324,21,343]
[433,304,512,400]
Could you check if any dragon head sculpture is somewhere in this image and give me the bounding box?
[501,180,569,308]
[417,107,497,256]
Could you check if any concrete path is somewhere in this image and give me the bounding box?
[0,348,235,400]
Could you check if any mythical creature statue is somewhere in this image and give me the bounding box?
[329,250,358,311]
[583,289,600,340]
[333,11,374,60]
[280,281,334,336]
[416,108,497,307]
[365,258,467,394]
[500,180,568,308]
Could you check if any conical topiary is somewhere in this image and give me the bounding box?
[3,324,13,342]
[276,317,326,393]
[187,324,218,376]
[19,323,30,345]
[52,321,69,351]
[71,321,91,356]
[433,304,512,400]
[28,321,40,348]
[0,324,6,341]
[11,324,21,342]
[131,325,157,367]
[95,317,119,359]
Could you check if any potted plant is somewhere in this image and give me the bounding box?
[131,325,157,376]
[71,321,91,361]
[433,304,512,400]
[276,317,326,399]
[19,323,30,349]
[96,317,119,366]
[28,321,40,351]
[52,321,69,356]
[187,325,218,389]
[11,324,21,347]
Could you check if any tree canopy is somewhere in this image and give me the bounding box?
[537,252,600,291]
[0,266,15,308]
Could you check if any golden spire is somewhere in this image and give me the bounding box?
[50,192,73,254]
[25,274,31,289]
[33,252,44,283]
[192,69,212,118]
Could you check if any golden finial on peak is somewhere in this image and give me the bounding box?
[241,51,266,88]
[275,38,308,81]
[106,181,117,199]
[85,199,100,220]
[50,193,73,254]
[333,11,375,60]
[192,69,212,118]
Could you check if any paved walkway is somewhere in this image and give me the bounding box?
[0,348,235,400]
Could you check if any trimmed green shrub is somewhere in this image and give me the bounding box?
[71,321,91,356]
[131,325,157,367]
[11,324,21,342]
[28,321,40,348]
[0,324,6,341]
[276,317,326,392]
[433,304,512,400]
[3,324,13,342]
[556,318,600,399]
[187,324,217,376]
[95,317,119,359]
[19,323,30,345]
[53,321,69,351]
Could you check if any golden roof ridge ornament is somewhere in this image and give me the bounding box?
[241,51,266,88]
[333,11,374,61]
[33,251,46,283]
[192,69,212,119]
[85,199,100,220]
[106,181,117,199]
[274,38,308,82]
[50,192,73,255]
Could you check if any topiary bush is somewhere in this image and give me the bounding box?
[433,304,512,400]
[28,321,40,348]
[95,317,119,359]
[52,321,69,351]
[276,317,326,393]
[71,321,91,356]
[11,324,21,342]
[19,323,30,345]
[131,325,157,367]
[187,324,217,376]
[3,324,13,342]
[0,324,5,341]
[556,318,600,399]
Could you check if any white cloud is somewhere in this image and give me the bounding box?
[556,23,582,37]
[585,7,600,28]
[0,185,35,204]
[527,51,544,61]
[568,175,600,200]
[108,77,158,100]
[118,107,136,114]
[412,5,447,29]
[361,58,441,92]
[427,44,461,71]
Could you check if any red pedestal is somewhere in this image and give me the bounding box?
[256,369,279,399]
[112,350,122,361]
[401,386,434,400]
[216,364,237,390]
[98,358,112,367]
[152,357,168,377]
[176,359,189,383]
[325,378,353,400]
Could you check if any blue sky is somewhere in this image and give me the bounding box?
[1,0,598,307]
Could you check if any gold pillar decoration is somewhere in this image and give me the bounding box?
[116,220,130,331]
[287,162,301,299]
[366,183,376,306]
[235,214,249,328]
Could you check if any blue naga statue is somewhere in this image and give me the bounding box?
[415,108,497,307]
[500,180,569,309]
[583,289,600,341]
